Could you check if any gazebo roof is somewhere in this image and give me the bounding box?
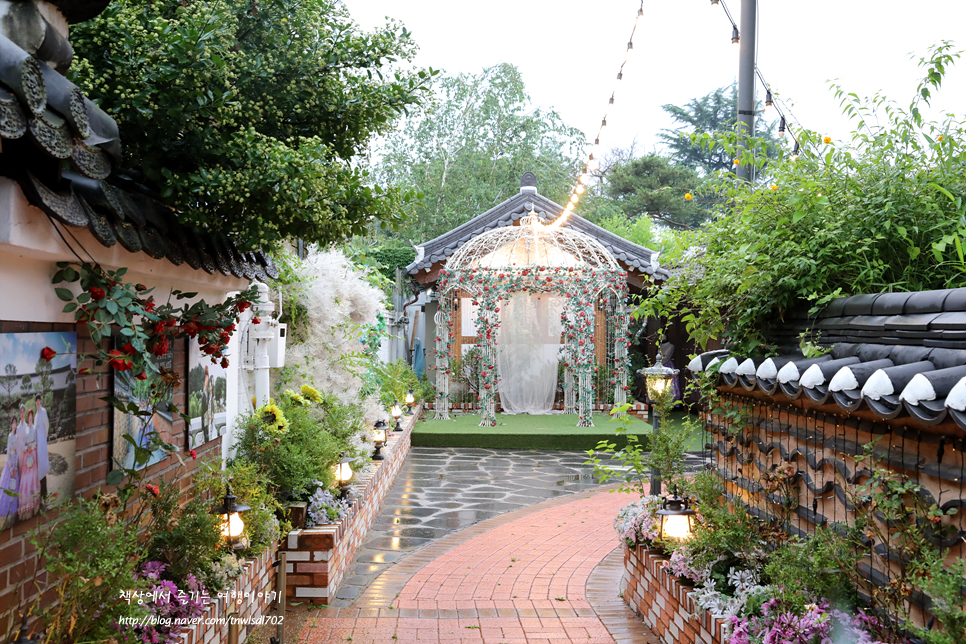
[406,173,668,285]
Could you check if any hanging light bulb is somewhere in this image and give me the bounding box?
[637,7,643,17]
[710,0,720,4]
[565,202,575,212]
[765,89,773,109]
[587,157,599,170]
[579,173,590,185]
[731,25,740,44]
[791,140,801,160]
[570,194,579,204]
[575,184,585,195]
[616,71,623,81]
[778,116,786,137]
[626,41,634,58]
[609,92,615,105]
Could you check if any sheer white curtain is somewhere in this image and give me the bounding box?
[497,293,565,414]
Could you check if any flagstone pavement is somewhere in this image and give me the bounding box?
[294,448,663,644]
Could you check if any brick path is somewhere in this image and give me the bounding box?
[298,488,660,644]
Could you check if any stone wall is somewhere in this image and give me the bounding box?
[622,545,726,644]
[280,406,417,604]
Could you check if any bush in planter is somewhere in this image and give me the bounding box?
[194,458,286,559]
[144,480,224,591]
[27,495,146,644]
[234,396,349,500]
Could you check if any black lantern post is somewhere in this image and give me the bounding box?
[657,485,696,541]
[372,420,388,461]
[211,486,251,549]
[637,352,679,495]
[391,398,403,432]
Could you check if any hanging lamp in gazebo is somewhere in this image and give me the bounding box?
[432,215,631,427]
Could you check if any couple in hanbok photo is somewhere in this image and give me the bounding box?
[0,396,50,529]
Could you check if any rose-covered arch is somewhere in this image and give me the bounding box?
[430,217,631,427]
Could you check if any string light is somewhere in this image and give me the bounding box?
[731,25,740,44]
[548,1,643,228]
[778,116,786,137]
[765,89,773,109]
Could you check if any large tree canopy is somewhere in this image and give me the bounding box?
[600,154,708,230]
[70,0,435,250]
[659,82,778,175]
[374,63,585,243]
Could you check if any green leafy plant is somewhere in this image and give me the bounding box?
[585,403,650,498]
[25,497,146,644]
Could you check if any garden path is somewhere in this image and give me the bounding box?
[293,448,661,644]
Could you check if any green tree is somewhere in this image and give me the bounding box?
[70,0,435,250]
[659,82,779,175]
[599,154,709,229]
[375,63,585,243]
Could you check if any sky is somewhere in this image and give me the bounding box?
[345,0,966,157]
[0,332,76,377]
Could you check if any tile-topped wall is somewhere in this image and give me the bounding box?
[280,406,418,604]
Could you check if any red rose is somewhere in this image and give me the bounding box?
[107,350,132,371]
[252,317,261,325]
[40,346,57,362]
[88,286,106,301]
[135,283,147,291]
[189,449,198,460]
[151,337,170,357]
[220,358,229,369]
[237,301,251,312]
[145,484,160,497]
[135,371,147,381]
[143,299,156,313]
[122,342,136,356]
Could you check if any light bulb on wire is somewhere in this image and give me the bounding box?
[731,25,740,44]
[765,89,773,109]
[778,116,786,137]
[575,184,585,195]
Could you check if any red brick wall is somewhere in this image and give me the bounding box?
[622,545,726,644]
[0,320,220,637]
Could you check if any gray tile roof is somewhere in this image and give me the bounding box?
[406,187,668,280]
[689,285,966,431]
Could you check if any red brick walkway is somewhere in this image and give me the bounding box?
[298,488,659,644]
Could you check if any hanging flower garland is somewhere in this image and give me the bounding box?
[434,265,629,427]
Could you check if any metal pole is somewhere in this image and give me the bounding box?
[650,408,662,496]
[276,552,286,644]
[736,0,757,180]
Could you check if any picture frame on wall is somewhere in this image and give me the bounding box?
[110,340,175,471]
[186,339,228,449]
[0,331,77,530]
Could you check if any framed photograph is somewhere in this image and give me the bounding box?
[0,332,77,529]
[186,339,228,449]
[111,341,174,471]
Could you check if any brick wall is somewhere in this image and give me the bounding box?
[622,545,726,644]
[0,321,219,636]
[281,406,418,604]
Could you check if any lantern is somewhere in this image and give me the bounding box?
[211,486,250,549]
[405,388,415,413]
[391,399,403,432]
[636,352,680,495]
[372,420,388,461]
[657,487,696,541]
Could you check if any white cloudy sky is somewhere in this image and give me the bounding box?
[0,333,76,376]
[346,0,966,155]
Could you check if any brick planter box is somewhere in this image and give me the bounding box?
[181,543,278,644]
[279,406,418,604]
[622,545,727,644]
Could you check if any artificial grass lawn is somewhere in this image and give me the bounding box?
[412,408,706,451]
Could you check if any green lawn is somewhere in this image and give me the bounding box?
[412,409,705,451]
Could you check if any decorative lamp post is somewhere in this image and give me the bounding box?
[212,486,250,549]
[657,485,696,541]
[391,399,403,432]
[405,389,415,414]
[372,420,388,461]
[637,352,679,495]
[334,453,355,500]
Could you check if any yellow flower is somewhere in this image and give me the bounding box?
[283,389,309,406]
[300,384,324,403]
[684,193,693,201]
[770,185,778,191]
[823,136,832,144]
[733,159,740,165]
[938,135,944,142]
[259,400,289,435]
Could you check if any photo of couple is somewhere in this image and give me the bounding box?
[187,339,228,450]
[0,332,77,530]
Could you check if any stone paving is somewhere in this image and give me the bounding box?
[330,448,606,605]
[293,447,665,644]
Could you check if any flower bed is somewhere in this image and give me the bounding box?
[279,406,418,603]
[623,544,726,644]
[179,544,278,644]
